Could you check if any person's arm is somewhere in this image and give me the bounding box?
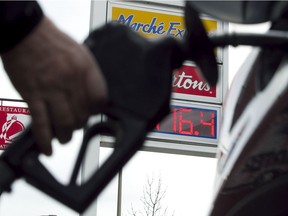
[0,2,108,155]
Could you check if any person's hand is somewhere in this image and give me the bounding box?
[1,16,108,155]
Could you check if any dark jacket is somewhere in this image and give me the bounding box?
[0,1,43,53]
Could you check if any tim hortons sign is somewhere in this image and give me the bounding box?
[173,64,217,98]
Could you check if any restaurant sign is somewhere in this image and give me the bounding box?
[0,101,30,150]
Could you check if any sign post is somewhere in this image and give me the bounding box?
[104,0,228,154]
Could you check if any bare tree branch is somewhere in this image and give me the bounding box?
[127,174,175,216]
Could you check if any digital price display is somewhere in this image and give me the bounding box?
[148,102,221,145]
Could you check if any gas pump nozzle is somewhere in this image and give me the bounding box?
[0,3,218,213]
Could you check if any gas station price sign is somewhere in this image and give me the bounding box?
[148,101,221,145]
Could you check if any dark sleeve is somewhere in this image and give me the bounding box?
[0,1,44,53]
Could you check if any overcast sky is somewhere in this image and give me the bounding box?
[0,1,270,216]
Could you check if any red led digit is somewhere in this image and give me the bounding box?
[200,111,215,136]
[173,108,177,132]
[178,108,193,135]
[155,123,160,131]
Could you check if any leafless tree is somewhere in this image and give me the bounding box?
[128,175,175,216]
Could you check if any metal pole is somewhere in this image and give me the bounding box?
[117,169,122,216]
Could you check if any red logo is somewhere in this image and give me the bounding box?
[0,106,30,150]
[173,65,216,97]
[0,115,25,143]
